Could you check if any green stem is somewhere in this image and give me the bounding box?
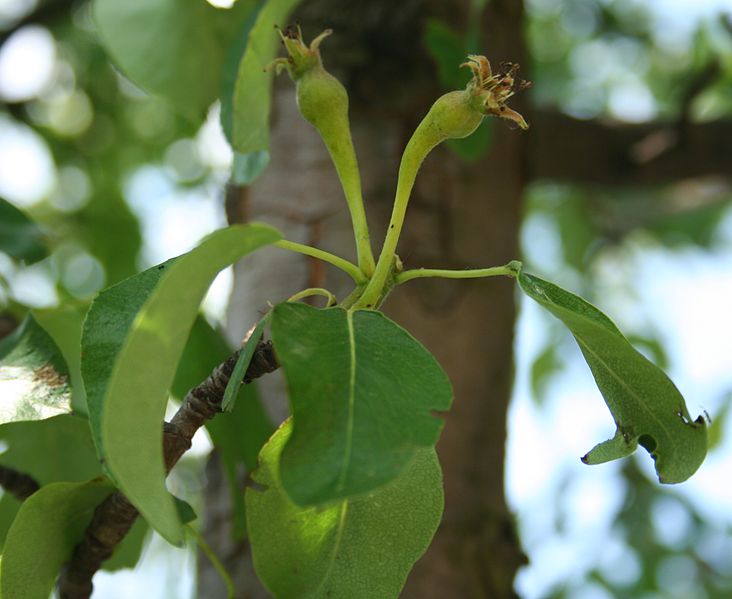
[275,239,366,284]
[354,133,436,308]
[322,132,376,276]
[395,262,521,285]
[287,287,337,307]
[339,283,367,310]
[187,525,235,599]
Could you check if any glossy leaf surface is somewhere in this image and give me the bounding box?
[518,270,707,483]
[0,479,113,599]
[0,315,71,424]
[246,421,443,599]
[82,224,279,544]
[271,304,452,505]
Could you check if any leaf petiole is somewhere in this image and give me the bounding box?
[394,261,521,285]
[274,239,367,284]
[221,314,270,412]
[187,524,236,599]
[287,287,337,307]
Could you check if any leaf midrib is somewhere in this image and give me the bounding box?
[575,332,673,445]
[311,500,349,597]
[336,310,357,493]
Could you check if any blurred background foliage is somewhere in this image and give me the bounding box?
[1,0,732,597]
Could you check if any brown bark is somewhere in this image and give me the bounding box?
[211,1,528,598]
[0,464,40,501]
[528,110,732,186]
[393,2,528,597]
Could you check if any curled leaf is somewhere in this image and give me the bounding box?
[517,270,707,484]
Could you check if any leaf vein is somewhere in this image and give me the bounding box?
[575,334,673,443]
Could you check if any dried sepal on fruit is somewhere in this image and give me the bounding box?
[461,55,530,130]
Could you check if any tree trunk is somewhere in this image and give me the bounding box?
[200,2,528,597]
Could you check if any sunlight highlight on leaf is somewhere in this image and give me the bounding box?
[246,420,444,599]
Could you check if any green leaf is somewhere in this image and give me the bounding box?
[0,479,113,599]
[82,257,176,456]
[707,394,729,451]
[0,415,100,486]
[34,304,89,415]
[422,19,493,161]
[232,0,304,152]
[423,19,470,91]
[625,334,669,371]
[84,224,279,545]
[0,198,47,263]
[246,421,443,599]
[102,517,149,572]
[72,188,142,285]
[220,1,261,140]
[0,415,102,553]
[270,303,452,505]
[552,192,596,271]
[171,315,232,400]
[0,494,21,555]
[94,0,258,122]
[517,270,708,484]
[0,416,147,572]
[174,497,197,525]
[530,341,561,404]
[222,314,268,412]
[219,2,272,184]
[172,315,272,540]
[0,315,71,424]
[446,120,494,161]
[232,150,270,185]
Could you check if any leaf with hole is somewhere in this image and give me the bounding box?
[81,224,280,544]
[517,270,707,483]
[270,303,452,505]
[246,420,444,599]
